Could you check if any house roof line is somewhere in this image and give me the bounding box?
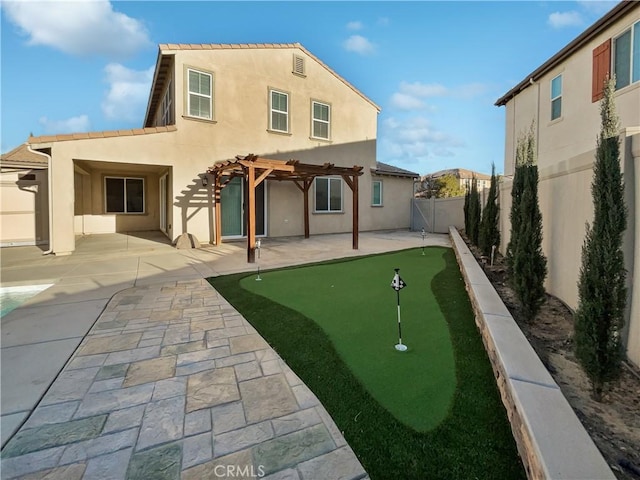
[155,42,381,113]
[28,125,177,145]
[495,0,637,107]
[0,143,49,167]
[424,168,492,180]
[372,161,419,178]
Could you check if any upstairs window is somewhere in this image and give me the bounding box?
[315,177,342,212]
[312,101,330,139]
[270,89,289,133]
[613,21,640,90]
[187,69,212,119]
[551,74,562,120]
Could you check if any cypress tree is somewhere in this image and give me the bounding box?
[574,76,627,401]
[512,164,547,322]
[463,184,470,236]
[506,128,531,277]
[479,163,500,257]
[468,177,481,246]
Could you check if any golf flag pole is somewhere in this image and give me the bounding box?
[391,268,407,351]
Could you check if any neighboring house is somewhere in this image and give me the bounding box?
[4,43,417,256]
[0,144,49,247]
[417,168,492,197]
[495,1,640,366]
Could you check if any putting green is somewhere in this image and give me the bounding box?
[240,247,456,432]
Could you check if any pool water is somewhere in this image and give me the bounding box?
[0,284,53,317]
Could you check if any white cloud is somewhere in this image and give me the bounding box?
[400,82,448,98]
[343,35,375,55]
[389,81,488,111]
[548,11,585,29]
[101,63,154,122]
[389,93,427,110]
[39,114,90,134]
[380,116,463,166]
[346,21,363,31]
[2,0,151,59]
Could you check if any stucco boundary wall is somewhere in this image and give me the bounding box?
[448,226,615,480]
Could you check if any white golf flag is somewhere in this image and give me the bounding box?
[391,272,406,291]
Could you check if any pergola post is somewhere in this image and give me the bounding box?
[303,179,312,238]
[352,174,359,249]
[247,165,256,263]
[214,174,222,246]
[342,173,359,250]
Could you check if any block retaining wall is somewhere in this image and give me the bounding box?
[449,226,614,480]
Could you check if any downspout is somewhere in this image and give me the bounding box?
[531,77,541,158]
[27,144,53,255]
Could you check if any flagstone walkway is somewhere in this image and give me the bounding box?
[1,279,368,480]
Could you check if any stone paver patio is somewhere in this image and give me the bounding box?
[1,279,368,480]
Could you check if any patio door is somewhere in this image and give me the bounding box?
[221,177,266,238]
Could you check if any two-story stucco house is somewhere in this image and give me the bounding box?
[495,1,640,366]
[1,43,417,255]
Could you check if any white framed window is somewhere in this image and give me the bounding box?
[187,68,212,119]
[613,20,640,90]
[105,177,144,214]
[314,177,342,213]
[270,89,289,132]
[161,79,173,126]
[311,101,330,139]
[551,74,562,121]
[372,180,383,206]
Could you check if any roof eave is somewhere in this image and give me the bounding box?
[143,48,166,127]
[372,169,419,178]
[495,1,637,107]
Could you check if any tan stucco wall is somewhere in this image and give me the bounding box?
[72,162,161,235]
[499,133,639,366]
[498,7,640,365]
[32,46,419,256]
[0,168,49,246]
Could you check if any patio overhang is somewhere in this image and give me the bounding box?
[207,154,364,263]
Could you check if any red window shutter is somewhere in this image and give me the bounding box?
[592,39,611,102]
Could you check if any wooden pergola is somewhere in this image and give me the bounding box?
[207,154,364,263]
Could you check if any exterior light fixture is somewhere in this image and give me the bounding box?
[202,175,209,187]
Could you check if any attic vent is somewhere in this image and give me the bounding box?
[293,54,305,76]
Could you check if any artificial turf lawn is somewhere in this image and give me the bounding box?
[240,247,456,432]
[209,247,526,480]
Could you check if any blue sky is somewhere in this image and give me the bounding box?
[0,0,619,175]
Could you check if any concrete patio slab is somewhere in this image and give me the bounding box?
[1,229,448,478]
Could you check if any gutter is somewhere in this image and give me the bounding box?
[27,144,53,255]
